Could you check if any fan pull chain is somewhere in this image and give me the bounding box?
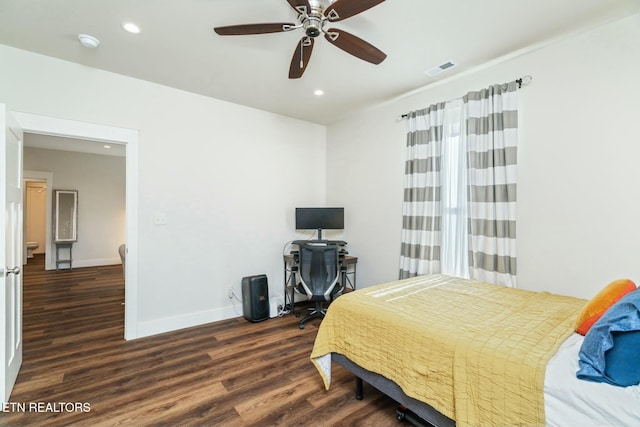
[299,40,304,69]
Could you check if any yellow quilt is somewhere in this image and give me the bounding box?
[310,274,586,427]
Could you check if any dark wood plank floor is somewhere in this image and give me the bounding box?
[0,255,399,426]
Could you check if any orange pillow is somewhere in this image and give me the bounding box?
[575,279,637,335]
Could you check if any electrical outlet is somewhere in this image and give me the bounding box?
[153,212,167,225]
[227,288,233,299]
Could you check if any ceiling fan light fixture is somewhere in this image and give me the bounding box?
[77,34,100,48]
[304,15,323,37]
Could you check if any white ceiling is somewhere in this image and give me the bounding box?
[1,0,639,125]
[24,133,126,157]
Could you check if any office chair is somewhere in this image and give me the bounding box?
[294,243,341,329]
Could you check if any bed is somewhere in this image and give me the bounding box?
[310,274,640,427]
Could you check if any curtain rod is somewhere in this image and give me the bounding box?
[399,75,532,119]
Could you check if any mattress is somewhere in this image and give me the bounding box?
[544,333,640,426]
[331,333,640,427]
[311,274,587,426]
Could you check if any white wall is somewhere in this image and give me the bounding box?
[24,146,125,267]
[327,14,640,300]
[0,44,326,337]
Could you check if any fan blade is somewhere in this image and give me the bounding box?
[289,37,314,79]
[285,0,312,15]
[214,23,296,36]
[324,28,386,64]
[324,0,386,22]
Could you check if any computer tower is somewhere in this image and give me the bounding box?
[241,274,269,322]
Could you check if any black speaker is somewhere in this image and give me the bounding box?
[242,274,269,322]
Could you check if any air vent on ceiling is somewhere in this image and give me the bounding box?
[425,60,457,77]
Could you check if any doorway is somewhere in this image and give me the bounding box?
[23,172,52,269]
[23,179,46,264]
[23,135,126,272]
[11,111,139,340]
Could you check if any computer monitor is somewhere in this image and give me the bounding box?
[295,207,344,240]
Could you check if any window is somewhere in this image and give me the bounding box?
[440,99,469,278]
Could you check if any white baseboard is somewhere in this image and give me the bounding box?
[45,257,121,270]
[135,305,240,339]
[73,257,121,268]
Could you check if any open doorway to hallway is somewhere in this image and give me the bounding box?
[10,110,139,340]
[22,134,126,272]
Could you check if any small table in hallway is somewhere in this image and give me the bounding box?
[55,242,73,270]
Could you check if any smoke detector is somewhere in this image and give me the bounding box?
[78,34,100,49]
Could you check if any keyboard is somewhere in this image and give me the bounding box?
[292,239,347,246]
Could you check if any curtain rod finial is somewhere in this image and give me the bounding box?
[517,75,533,88]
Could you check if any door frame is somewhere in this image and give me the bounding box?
[12,111,140,340]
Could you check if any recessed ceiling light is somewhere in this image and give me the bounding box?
[122,22,141,34]
[78,34,100,48]
[104,145,111,149]
[314,89,324,96]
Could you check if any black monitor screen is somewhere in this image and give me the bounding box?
[295,207,344,230]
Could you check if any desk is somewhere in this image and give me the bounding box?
[283,252,357,314]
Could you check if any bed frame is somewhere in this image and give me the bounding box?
[333,353,455,427]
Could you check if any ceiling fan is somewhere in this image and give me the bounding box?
[214,0,387,79]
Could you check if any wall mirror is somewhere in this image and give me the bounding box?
[54,190,78,242]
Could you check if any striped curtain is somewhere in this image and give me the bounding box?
[399,103,446,279]
[400,81,519,286]
[464,82,519,287]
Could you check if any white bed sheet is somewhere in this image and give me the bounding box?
[545,333,640,426]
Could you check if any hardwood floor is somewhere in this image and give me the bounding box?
[0,255,399,426]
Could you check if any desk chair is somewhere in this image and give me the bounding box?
[294,243,341,329]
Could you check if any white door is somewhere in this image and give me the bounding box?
[1,104,23,403]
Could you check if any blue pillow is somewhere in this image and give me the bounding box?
[577,290,640,386]
[604,330,640,386]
